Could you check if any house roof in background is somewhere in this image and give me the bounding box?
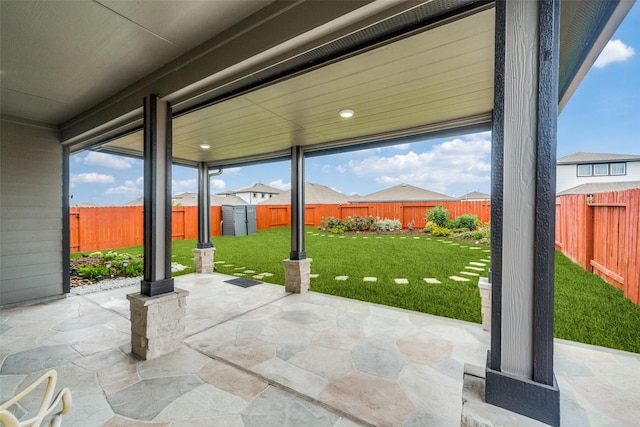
[557,181,640,196]
[557,152,640,165]
[458,191,490,200]
[353,183,455,202]
[217,183,282,196]
[261,182,349,205]
[123,193,247,206]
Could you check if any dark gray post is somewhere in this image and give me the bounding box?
[290,145,306,260]
[486,1,560,425]
[141,94,174,297]
[62,145,70,294]
[197,162,213,249]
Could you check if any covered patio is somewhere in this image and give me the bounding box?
[1,273,638,426]
[1,0,637,425]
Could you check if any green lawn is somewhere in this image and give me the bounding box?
[77,226,640,353]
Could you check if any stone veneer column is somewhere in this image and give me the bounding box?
[478,277,491,331]
[283,258,312,293]
[127,289,189,360]
[193,247,216,273]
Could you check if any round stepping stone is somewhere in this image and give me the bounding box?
[244,270,256,274]
[335,276,349,281]
[449,276,470,282]
[465,266,485,271]
[310,274,319,278]
[261,272,274,277]
[234,267,245,270]
[413,237,420,239]
[469,247,481,250]
[328,235,335,238]
[234,273,246,277]
[375,236,382,239]
[400,237,406,239]
[424,278,441,284]
[394,278,409,284]
[224,264,234,267]
[214,261,226,264]
[469,262,486,266]
[480,259,491,262]
[483,249,491,252]
[460,271,479,276]
[363,277,377,282]
[339,236,345,239]
[253,275,265,279]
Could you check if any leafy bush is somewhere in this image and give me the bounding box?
[446,220,456,229]
[455,214,480,230]
[89,251,103,258]
[424,221,437,233]
[376,218,401,232]
[431,226,450,237]
[426,205,450,228]
[77,265,108,280]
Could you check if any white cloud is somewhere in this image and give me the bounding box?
[344,135,491,194]
[211,179,226,190]
[172,178,197,194]
[105,177,143,195]
[269,179,291,191]
[594,39,635,68]
[391,143,411,150]
[84,152,135,169]
[71,172,115,184]
[223,167,241,174]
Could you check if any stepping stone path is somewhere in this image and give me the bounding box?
[483,249,490,252]
[214,261,226,264]
[224,264,234,267]
[234,267,245,270]
[480,259,491,262]
[335,276,349,281]
[465,266,485,271]
[310,274,319,278]
[460,271,479,276]
[243,270,256,274]
[449,276,470,282]
[469,262,486,266]
[328,235,335,238]
[469,247,481,250]
[363,277,377,282]
[413,237,420,239]
[394,278,409,284]
[234,273,246,277]
[424,278,441,284]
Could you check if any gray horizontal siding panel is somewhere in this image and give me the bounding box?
[1,230,62,244]
[1,207,63,219]
[1,119,63,305]
[1,218,63,231]
[1,262,63,283]
[1,240,63,256]
[0,284,64,306]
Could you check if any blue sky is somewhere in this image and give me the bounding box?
[71,4,639,206]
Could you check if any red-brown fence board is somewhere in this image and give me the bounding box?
[555,189,640,305]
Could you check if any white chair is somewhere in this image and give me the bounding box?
[0,370,72,427]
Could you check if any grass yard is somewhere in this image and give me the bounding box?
[77,226,640,353]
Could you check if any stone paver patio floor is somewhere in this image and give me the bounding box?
[1,273,639,426]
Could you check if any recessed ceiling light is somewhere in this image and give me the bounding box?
[339,109,355,118]
[199,144,211,149]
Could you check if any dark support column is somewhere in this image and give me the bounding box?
[141,94,174,297]
[485,1,560,426]
[62,145,70,295]
[290,145,306,260]
[197,162,213,249]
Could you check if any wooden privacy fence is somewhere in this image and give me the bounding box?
[70,206,222,253]
[555,189,640,305]
[71,200,489,253]
[256,200,491,230]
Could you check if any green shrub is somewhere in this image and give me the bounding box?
[446,220,456,229]
[376,218,401,232]
[423,221,437,233]
[426,205,450,228]
[77,265,108,279]
[455,214,480,230]
[431,226,450,237]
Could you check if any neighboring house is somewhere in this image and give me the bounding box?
[261,182,349,204]
[556,152,640,194]
[458,191,490,201]
[351,183,455,202]
[216,183,282,204]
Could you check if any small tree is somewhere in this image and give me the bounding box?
[426,205,450,228]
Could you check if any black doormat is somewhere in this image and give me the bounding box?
[225,278,261,288]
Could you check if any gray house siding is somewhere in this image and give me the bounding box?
[1,120,64,305]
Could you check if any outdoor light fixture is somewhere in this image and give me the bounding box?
[122,259,129,276]
[105,260,112,279]
[199,143,211,149]
[339,109,355,118]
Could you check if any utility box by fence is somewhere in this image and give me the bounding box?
[222,205,256,236]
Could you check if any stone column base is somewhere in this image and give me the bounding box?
[193,247,215,273]
[478,277,491,331]
[461,364,547,427]
[282,258,312,293]
[127,288,189,360]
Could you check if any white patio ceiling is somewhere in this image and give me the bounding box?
[103,8,494,167]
